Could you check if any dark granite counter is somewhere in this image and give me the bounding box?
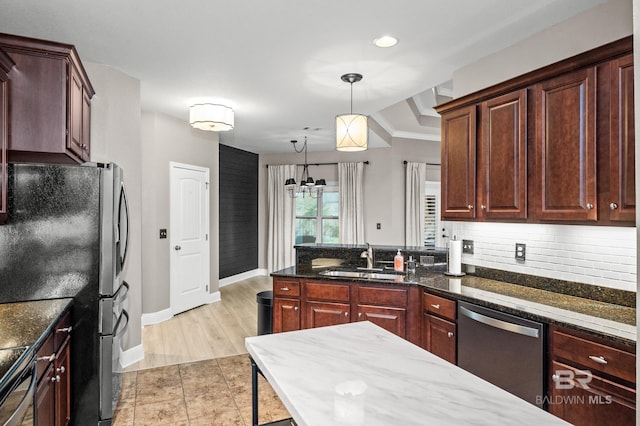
[0,298,73,397]
[272,266,636,349]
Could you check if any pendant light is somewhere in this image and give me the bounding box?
[336,73,368,151]
[285,137,326,198]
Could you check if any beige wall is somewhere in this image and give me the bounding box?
[258,139,441,269]
[140,111,220,314]
[454,0,632,97]
[85,63,143,351]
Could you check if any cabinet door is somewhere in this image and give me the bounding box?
[356,305,406,339]
[534,67,597,221]
[81,88,91,161]
[478,90,527,219]
[273,298,300,333]
[423,313,456,364]
[549,361,635,425]
[68,66,85,160]
[441,105,477,219]
[609,54,635,222]
[36,363,55,426]
[55,337,71,426]
[305,301,350,329]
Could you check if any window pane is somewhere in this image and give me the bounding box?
[296,196,317,216]
[296,218,317,244]
[322,191,339,216]
[424,194,437,248]
[322,218,339,243]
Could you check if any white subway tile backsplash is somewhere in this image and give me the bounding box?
[449,222,637,292]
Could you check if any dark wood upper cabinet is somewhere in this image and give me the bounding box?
[0,33,94,164]
[441,105,476,219]
[0,48,13,225]
[533,67,597,221]
[609,54,635,222]
[478,89,527,219]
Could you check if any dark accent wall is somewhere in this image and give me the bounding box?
[219,144,259,279]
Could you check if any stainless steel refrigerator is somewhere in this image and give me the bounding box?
[0,162,130,425]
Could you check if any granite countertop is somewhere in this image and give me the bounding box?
[272,266,636,347]
[246,321,570,426]
[0,298,72,395]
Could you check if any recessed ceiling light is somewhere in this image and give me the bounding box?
[374,35,398,48]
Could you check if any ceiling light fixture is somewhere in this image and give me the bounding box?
[373,35,398,48]
[336,73,368,152]
[189,103,234,131]
[285,137,326,198]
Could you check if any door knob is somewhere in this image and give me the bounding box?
[174,245,181,251]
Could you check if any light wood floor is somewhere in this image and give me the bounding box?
[125,275,272,371]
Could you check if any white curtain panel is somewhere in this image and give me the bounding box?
[267,164,297,272]
[405,162,426,246]
[338,162,365,244]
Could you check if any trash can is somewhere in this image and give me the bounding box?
[256,290,273,335]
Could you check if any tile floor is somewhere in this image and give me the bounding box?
[113,354,291,426]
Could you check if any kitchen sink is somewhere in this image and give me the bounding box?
[319,270,405,281]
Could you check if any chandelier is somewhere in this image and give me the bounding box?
[285,137,326,198]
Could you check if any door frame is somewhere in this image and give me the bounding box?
[169,161,212,315]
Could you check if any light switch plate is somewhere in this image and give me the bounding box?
[515,243,526,261]
[462,239,474,254]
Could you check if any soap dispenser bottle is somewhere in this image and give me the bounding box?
[394,249,404,272]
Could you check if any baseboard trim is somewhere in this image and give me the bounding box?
[207,291,221,303]
[119,343,144,369]
[141,308,173,326]
[219,268,268,287]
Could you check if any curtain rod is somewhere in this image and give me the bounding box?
[403,160,440,166]
[266,161,370,168]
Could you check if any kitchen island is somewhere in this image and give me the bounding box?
[246,321,569,425]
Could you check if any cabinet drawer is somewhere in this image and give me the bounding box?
[53,311,72,350]
[273,279,301,297]
[424,293,456,321]
[552,330,635,384]
[305,281,350,302]
[357,286,408,307]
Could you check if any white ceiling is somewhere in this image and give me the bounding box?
[0,0,604,154]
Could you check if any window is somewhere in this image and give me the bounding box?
[424,182,442,248]
[295,189,339,244]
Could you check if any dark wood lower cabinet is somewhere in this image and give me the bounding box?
[273,298,300,333]
[36,363,55,426]
[305,301,350,329]
[356,305,407,339]
[423,313,456,364]
[54,337,71,426]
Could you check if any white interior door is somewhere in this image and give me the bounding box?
[170,162,210,315]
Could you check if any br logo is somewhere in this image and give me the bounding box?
[553,369,593,390]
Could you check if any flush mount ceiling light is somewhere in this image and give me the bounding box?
[336,73,368,152]
[189,103,234,131]
[373,35,398,48]
[285,136,326,198]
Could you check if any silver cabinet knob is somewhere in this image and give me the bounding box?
[586,203,594,210]
[467,205,474,210]
[481,205,486,210]
[51,375,61,383]
[552,374,559,382]
[610,202,618,210]
[358,312,362,318]
[447,332,454,338]
[344,312,348,317]
[293,306,299,311]
[56,366,66,374]
[174,245,181,251]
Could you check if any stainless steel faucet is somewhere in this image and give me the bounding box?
[360,243,374,269]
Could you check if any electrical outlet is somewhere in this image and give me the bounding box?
[159,229,167,239]
[462,239,474,254]
[515,243,526,261]
[376,223,381,230]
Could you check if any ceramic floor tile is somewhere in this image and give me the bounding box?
[133,398,189,426]
[189,409,245,426]
[183,378,234,399]
[184,390,239,419]
[135,364,181,388]
[111,405,134,426]
[135,383,184,406]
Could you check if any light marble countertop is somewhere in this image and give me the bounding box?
[246,321,570,426]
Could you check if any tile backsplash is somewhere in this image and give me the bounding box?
[448,222,637,292]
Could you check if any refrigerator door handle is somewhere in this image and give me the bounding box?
[113,309,129,338]
[113,281,130,305]
[118,182,130,268]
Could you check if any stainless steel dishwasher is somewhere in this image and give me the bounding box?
[457,302,545,408]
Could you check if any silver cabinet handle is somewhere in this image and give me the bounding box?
[588,355,607,364]
[586,203,594,210]
[281,287,290,291]
[56,326,72,334]
[38,354,56,362]
[447,332,454,338]
[610,202,618,210]
[431,304,440,310]
[56,366,66,374]
[174,245,181,251]
[459,306,540,338]
[467,205,474,210]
